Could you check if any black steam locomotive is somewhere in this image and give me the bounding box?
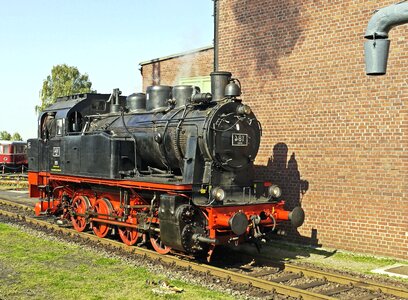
[28,71,304,258]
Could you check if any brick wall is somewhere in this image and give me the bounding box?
[140,48,214,91]
[219,0,408,259]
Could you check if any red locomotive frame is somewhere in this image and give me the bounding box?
[29,171,294,257]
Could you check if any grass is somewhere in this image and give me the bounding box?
[0,223,233,300]
[333,251,400,266]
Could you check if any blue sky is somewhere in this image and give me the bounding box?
[0,0,213,140]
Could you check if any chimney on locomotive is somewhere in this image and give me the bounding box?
[210,71,232,100]
[210,71,241,101]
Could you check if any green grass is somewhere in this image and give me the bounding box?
[0,223,232,300]
[333,251,400,266]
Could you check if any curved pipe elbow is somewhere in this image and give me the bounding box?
[365,2,408,39]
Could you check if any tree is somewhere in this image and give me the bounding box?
[0,131,11,140]
[36,64,93,112]
[11,133,23,141]
[0,131,23,141]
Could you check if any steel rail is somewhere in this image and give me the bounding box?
[0,207,334,300]
[0,174,28,179]
[0,199,32,210]
[283,263,408,298]
[0,175,28,187]
[0,180,28,185]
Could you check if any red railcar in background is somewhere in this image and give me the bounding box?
[0,140,27,171]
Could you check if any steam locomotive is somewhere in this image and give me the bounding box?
[28,71,304,259]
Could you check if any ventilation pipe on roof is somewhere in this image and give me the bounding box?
[364,1,408,75]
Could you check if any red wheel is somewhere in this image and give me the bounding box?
[150,231,171,254]
[118,216,140,246]
[71,196,90,232]
[91,198,112,238]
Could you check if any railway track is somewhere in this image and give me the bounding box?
[0,173,28,187]
[0,173,27,180]
[218,257,407,300]
[0,198,407,300]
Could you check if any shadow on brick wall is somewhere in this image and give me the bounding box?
[232,1,304,77]
[255,143,324,249]
[255,143,308,209]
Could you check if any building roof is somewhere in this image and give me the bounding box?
[139,45,213,66]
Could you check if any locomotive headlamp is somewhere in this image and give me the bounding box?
[268,185,282,198]
[237,104,251,115]
[211,187,226,202]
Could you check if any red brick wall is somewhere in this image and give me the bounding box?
[141,48,213,91]
[219,0,408,258]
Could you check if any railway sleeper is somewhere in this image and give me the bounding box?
[292,280,327,290]
[320,284,353,296]
[354,294,382,300]
[269,272,303,283]
[251,269,280,278]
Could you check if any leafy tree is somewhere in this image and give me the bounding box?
[36,64,93,112]
[0,131,23,141]
[11,133,23,141]
[0,131,11,140]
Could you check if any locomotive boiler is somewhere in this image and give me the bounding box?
[28,71,304,258]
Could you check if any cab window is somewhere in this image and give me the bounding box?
[56,119,63,136]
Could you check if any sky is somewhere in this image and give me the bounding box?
[0,0,214,140]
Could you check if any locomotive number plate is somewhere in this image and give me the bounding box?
[232,133,248,146]
[53,147,60,157]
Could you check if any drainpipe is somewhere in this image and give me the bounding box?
[364,1,408,75]
[213,0,219,72]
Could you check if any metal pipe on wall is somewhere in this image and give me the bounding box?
[364,1,408,75]
[213,0,219,72]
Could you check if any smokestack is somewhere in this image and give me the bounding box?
[364,1,408,75]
